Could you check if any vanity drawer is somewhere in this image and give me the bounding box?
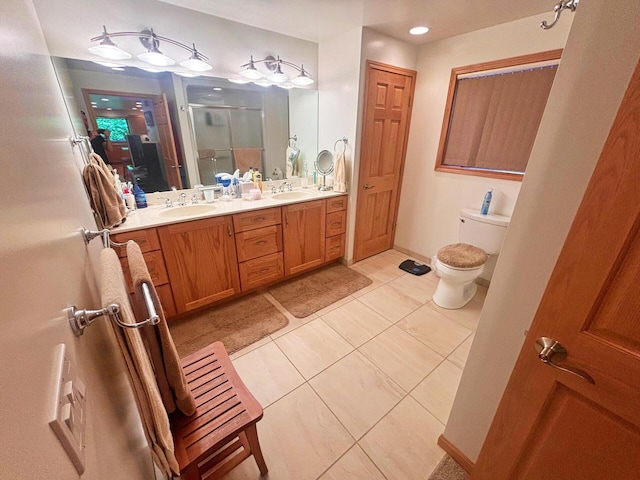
[111,228,161,257]
[119,250,169,293]
[236,225,283,262]
[233,207,281,233]
[239,252,284,291]
[130,284,176,320]
[325,234,346,262]
[326,196,347,213]
[326,210,347,237]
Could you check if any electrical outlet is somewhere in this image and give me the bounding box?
[49,344,86,475]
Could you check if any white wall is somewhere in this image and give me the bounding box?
[395,14,572,279]
[289,89,319,177]
[444,0,640,462]
[0,1,155,478]
[318,27,363,259]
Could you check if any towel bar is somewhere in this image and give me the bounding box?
[334,136,348,154]
[82,227,128,248]
[66,283,160,336]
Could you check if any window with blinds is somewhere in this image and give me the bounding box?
[435,50,562,181]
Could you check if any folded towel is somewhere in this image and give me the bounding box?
[233,148,262,174]
[286,146,300,177]
[333,152,347,193]
[100,248,179,477]
[83,155,126,229]
[126,241,196,417]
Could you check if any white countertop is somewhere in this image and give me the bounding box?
[111,188,348,234]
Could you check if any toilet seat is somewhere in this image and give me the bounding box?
[436,243,487,269]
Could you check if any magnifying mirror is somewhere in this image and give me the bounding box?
[315,150,334,191]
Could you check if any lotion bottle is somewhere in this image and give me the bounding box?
[481,189,493,215]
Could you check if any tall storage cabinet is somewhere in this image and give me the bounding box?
[282,199,326,276]
[158,216,240,313]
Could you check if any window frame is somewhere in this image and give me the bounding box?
[434,49,563,181]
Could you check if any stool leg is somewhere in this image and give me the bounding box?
[245,424,268,475]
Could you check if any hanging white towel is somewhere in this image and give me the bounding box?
[333,152,347,193]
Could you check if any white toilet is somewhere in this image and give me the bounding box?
[431,208,510,309]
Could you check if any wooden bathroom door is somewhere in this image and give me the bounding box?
[472,59,640,479]
[354,61,416,262]
[153,93,183,189]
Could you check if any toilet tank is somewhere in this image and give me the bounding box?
[459,208,511,254]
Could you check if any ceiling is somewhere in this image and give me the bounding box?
[160,0,556,45]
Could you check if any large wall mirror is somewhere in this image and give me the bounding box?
[52,57,318,192]
[435,49,562,181]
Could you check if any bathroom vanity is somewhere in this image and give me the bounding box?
[110,191,348,319]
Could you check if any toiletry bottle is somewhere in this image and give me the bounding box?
[481,189,493,215]
[254,171,263,192]
[133,184,148,209]
[301,163,309,188]
[123,186,136,210]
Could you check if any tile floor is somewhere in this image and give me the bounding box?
[222,249,484,480]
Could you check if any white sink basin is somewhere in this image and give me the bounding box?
[157,204,216,218]
[271,190,315,200]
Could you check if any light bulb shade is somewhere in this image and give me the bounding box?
[93,61,122,67]
[138,50,175,66]
[88,41,131,60]
[276,83,295,90]
[174,71,200,78]
[254,79,273,87]
[228,77,251,84]
[180,51,212,72]
[267,66,289,83]
[240,65,264,80]
[138,66,165,73]
[291,72,314,86]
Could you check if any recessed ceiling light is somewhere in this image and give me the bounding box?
[409,26,429,35]
[106,107,112,110]
[111,67,125,71]
[101,98,109,101]
[132,107,137,110]
[213,87,222,91]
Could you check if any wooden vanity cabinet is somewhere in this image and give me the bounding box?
[325,195,347,261]
[110,228,177,318]
[282,200,326,276]
[158,216,240,314]
[233,207,284,291]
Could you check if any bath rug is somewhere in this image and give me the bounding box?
[169,294,288,358]
[428,455,469,480]
[268,264,372,318]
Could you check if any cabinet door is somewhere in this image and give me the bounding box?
[282,200,326,276]
[158,216,240,313]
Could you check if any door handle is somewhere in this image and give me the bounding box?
[535,337,595,384]
[227,225,232,237]
[362,183,374,190]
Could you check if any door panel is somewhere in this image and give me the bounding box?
[473,59,640,479]
[354,61,416,262]
[282,200,325,276]
[153,94,182,189]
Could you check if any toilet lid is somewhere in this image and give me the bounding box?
[437,243,487,269]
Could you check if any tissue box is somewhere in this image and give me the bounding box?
[240,181,256,194]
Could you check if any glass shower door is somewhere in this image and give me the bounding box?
[190,106,234,185]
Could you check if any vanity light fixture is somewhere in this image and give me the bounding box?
[89,25,212,72]
[174,71,200,78]
[227,77,251,84]
[239,55,314,86]
[409,26,430,35]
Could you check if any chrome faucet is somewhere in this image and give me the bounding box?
[156,197,174,208]
[191,194,199,204]
[177,192,187,206]
[278,181,293,192]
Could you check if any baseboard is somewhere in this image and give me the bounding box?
[437,435,475,475]
[392,245,432,265]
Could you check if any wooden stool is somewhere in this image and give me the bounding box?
[170,342,268,480]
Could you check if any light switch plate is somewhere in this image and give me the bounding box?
[49,343,86,475]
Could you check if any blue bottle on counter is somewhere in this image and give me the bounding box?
[481,189,493,215]
[133,184,148,208]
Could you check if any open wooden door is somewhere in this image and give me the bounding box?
[473,60,640,479]
[353,61,416,262]
[154,93,183,189]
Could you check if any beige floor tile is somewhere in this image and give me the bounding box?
[229,335,273,361]
[315,294,356,318]
[310,351,405,439]
[358,284,422,323]
[387,271,440,304]
[397,303,473,356]
[431,296,484,330]
[221,384,354,480]
[359,396,445,480]
[448,333,475,370]
[274,318,354,379]
[232,342,305,408]
[411,360,463,424]
[263,291,318,339]
[319,445,386,480]
[380,249,414,266]
[359,326,444,391]
[350,275,383,298]
[321,299,392,348]
[353,257,405,283]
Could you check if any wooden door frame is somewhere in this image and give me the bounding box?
[353,60,417,263]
